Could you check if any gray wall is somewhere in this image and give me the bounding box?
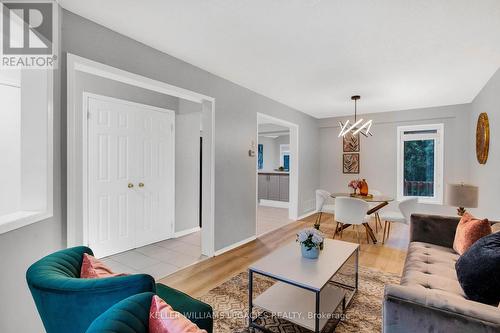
[175,99,202,232]
[469,68,500,220]
[319,104,471,214]
[0,41,63,333]
[0,9,319,332]
[59,10,320,250]
[77,72,179,110]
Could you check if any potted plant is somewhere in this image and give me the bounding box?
[296,228,324,259]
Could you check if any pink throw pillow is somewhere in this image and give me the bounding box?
[453,212,491,255]
[80,253,127,278]
[149,295,207,333]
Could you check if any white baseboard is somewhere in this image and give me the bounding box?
[174,226,201,238]
[297,210,317,221]
[259,199,289,208]
[214,235,257,256]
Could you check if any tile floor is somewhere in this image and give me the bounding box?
[103,231,207,280]
[103,206,292,280]
[256,205,294,236]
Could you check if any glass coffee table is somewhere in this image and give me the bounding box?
[248,239,359,332]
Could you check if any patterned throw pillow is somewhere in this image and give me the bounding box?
[149,295,207,333]
[453,212,491,255]
[80,253,128,278]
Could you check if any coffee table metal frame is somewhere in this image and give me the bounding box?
[248,247,359,333]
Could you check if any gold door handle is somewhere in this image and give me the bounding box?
[128,183,134,188]
[138,182,145,188]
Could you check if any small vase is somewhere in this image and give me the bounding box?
[301,243,320,259]
[360,179,369,196]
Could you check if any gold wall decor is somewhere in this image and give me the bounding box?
[476,112,490,165]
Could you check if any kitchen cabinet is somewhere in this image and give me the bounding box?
[279,175,289,202]
[258,173,289,202]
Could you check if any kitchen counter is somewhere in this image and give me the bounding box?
[258,171,289,175]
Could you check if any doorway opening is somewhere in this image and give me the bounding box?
[256,113,299,236]
[67,54,215,279]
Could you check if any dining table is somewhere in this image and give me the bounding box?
[330,193,395,244]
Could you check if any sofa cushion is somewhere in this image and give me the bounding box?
[453,212,491,255]
[401,242,465,299]
[456,232,500,306]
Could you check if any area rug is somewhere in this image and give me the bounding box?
[199,266,400,332]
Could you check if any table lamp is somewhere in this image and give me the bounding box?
[446,183,478,216]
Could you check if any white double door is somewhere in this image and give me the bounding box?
[87,95,175,258]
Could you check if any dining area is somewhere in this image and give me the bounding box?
[314,179,418,246]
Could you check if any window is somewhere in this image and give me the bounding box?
[280,144,290,171]
[0,69,53,234]
[397,124,443,204]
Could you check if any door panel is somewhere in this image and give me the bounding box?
[88,96,175,257]
[135,107,174,247]
[268,175,280,201]
[88,97,137,257]
[279,175,289,202]
[258,174,268,200]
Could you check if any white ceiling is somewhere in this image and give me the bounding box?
[59,0,500,118]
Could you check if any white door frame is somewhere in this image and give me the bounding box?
[66,53,216,257]
[256,113,299,222]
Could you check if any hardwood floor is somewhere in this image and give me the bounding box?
[158,213,407,298]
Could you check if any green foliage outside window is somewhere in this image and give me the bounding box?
[404,140,434,197]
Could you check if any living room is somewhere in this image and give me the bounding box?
[1,1,499,333]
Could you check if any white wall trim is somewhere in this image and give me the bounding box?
[66,53,216,257]
[396,123,444,205]
[214,235,256,256]
[70,55,214,103]
[259,200,290,209]
[0,211,53,235]
[174,226,201,238]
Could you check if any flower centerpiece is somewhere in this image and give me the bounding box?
[348,179,362,195]
[296,228,324,259]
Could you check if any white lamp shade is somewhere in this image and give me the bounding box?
[446,184,478,208]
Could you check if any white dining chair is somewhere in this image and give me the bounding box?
[368,189,384,232]
[379,198,418,244]
[315,189,335,227]
[334,197,370,244]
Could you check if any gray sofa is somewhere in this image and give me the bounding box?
[383,214,500,333]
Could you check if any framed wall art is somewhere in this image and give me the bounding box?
[343,153,360,174]
[343,132,360,152]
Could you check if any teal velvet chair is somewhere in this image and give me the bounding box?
[26,246,213,333]
[86,292,154,333]
[86,292,212,333]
